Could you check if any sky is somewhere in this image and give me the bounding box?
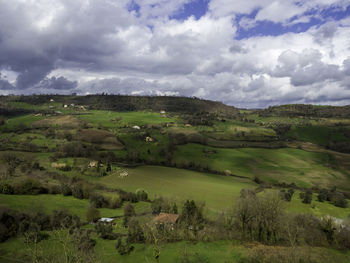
[0,0,350,108]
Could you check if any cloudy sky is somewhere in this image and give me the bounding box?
[0,0,350,108]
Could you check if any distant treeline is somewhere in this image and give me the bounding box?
[0,94,239,116]
[256,104,350,118]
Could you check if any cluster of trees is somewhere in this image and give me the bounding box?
[317,188,348,208]
[151,197,178,215]
[0,207,80,243]
[231,191,350,249]
[280,189,295,202]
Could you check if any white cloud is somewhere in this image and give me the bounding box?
[0,0,350,107]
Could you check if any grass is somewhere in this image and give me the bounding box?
[1,114,46,131]
[76,110,176,129]
[0,194,151,220]
[87,165,256,214]
[0,194,116,219]
[95,240,244,263]
[173,144,350,190]
[287,190,350,219]
[0,235,245,263]
[287,126,350,146]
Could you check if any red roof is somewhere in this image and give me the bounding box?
[153,213,179,224]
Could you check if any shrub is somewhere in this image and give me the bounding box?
[13,178,48,195]
[89,193,108,208]
[61,183,72,196]
[94,222,118,240]
[123,202,136,217]
[86,205,100,223]
[115,237,134,255]
[135,189,148,201]
[51,210,80,229]
[71,183,84,199]
[301,190,312,204]
[48,184,61,194]
[109,195,123,209]
[0,183,14,194]
[126,218,144,243]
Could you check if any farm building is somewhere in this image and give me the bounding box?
[99,218,114,224]
[88,160,100,168]
[145,136,153,142]
[153,213,179,225]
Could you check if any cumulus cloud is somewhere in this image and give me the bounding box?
[0,0,350,107]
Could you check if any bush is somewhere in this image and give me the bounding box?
[0,183,14,194]
[61,183,72,196]
[13,178,48,195]
[280,189,294,202]
[71,183,84,199]
[89,193,108,208]
[51,210,80,229]
[48,184,61,194]
[135,189,148,201]
[115,238,134,255]
[86,205,100,223]
[109,195,123,209]
[301,190,312,204]
[126,218,144,243]
[123,202,136,217]
[71,228,96,253]
[94,222,118,240]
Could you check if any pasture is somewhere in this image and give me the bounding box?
[0,194,151,220]
[90,165,256,213]
[173,144,350,190]
[76,110,176,129]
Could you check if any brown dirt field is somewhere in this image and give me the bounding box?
[32,115,81,128]
[76,129,124,150]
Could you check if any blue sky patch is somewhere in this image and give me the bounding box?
[128,0,140,17]
[170,0,209,21]
[236,4,350,39]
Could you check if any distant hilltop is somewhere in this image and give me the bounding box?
[0,94,239,117]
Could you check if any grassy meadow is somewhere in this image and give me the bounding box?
[1,97,350,263]
[89,165,256,213]
[173,143,350,190]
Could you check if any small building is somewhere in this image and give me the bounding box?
[145,136,153,142]
[99,218,114,224]
[88,160,99,168]
[132,125,140,130]
[51,162,67,169]
[119,171,128,178]
[153,213,179,225]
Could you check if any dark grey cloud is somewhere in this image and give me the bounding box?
[0,79,14,90]
[35,76,78,91]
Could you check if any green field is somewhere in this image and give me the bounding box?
[87,165,256,213]
[287,126,350,146]
[76,110,176,129]
[261,190,350,219]
[173,144,350,190]
[0,194,151,220]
